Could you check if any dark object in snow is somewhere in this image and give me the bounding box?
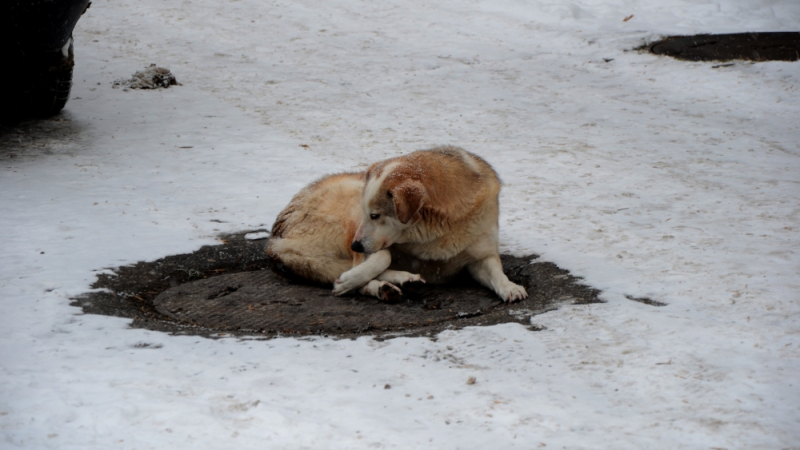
[646,32,800,62]
[113,64,181,90]
[73,231,612,340]
[625,295,667,307]
[0,0,92,121]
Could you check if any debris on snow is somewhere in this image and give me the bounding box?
[113,64,181,90]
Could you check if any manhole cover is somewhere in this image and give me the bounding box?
[73,231,605,339]
[152,254,599,337]
[646,32,800,62]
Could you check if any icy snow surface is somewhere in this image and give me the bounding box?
[2,0,799,448]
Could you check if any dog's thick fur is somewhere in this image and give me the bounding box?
[266,146,527,302]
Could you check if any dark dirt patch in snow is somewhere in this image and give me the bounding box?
[645,32,800,62]
[73,231,604,340]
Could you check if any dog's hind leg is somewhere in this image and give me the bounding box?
[267,237,352,285]
[468,255,528,302]
[332,249,392,296]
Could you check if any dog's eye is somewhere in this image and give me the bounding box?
[387,191,393,198]
[370,214,380,220]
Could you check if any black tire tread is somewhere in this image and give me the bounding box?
[1,42,75,121]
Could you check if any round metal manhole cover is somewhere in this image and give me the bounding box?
[151,254,602,338]
[75,233,609,339]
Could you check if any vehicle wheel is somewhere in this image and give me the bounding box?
[1,40,74,121]
[31,41,75,118]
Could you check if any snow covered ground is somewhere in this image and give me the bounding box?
[2,0,799,448]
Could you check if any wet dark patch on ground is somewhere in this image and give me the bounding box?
[1,111,87,160]
[73,231,605,340]
[644,32,800,62]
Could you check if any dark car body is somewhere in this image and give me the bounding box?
[1,0,92,121]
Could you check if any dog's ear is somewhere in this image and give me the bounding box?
[391,181,427,224]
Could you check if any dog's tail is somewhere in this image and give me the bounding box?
[269,203,297,240]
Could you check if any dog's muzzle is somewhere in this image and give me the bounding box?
[350,241,365,253]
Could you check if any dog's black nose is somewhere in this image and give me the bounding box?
[351,241,365,253]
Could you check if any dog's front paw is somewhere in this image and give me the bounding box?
[378,282,403,302]
[378,270,425,286]
[333,272,360,296]
[498,281,527,303]
[399,272,425,285]
[356,280,403,301]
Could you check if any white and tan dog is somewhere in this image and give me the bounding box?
[266,145,527,302]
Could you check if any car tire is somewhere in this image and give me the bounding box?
[1,40,74,121]
[31,41,75,118]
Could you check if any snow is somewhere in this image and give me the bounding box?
[2,0,799,448]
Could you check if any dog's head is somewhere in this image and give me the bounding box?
[351,162,427,254]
